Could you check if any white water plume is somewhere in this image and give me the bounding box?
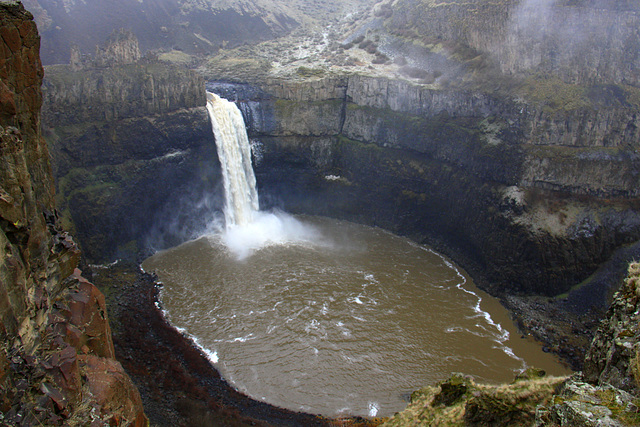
[221,210,325,260]
[206,91,322,259]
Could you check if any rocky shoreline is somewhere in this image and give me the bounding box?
[87,260,384,426]
[84,253,593,426]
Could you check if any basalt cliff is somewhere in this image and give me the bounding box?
[11,0,640,425]
[42,36,218,262]
[43,0,640,370]
[0,2,145,425]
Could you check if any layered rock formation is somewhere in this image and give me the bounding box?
[209,72,640,305]
[0,2,146,424]
[385,0,640,86]
[42,33,218,261]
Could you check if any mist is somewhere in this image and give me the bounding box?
[504,0,640,84]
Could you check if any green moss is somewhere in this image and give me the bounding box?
[157,50,195,67]
[517,75,591,113]
[296,66,325,78]
[384,372,565,427]
[590,389,640,425]
[336,134,382,151]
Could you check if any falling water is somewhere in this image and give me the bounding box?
[206,91,259,228]
[144,91,571,418]
[205,92,321,259]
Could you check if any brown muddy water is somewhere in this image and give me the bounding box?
[142,215,569,418]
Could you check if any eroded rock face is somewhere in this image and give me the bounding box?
[42,52,218,262]
[94,28,141,68]
[583,262,640,394]
[210,75,640,301]
[386,0,640,86]
[535,263,640,426]
[0,2,146,424]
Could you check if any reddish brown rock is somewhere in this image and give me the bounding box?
[66,269,115,359]
[0,22,21,53]
[79,354,147,427]
[0,2,147,425]
[0,80,16,119]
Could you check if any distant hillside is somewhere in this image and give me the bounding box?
[22,0,376,65]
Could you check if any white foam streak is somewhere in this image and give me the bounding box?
[368,402,379,417]
[417,245,523,365]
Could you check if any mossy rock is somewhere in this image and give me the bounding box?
[432,373,472,407]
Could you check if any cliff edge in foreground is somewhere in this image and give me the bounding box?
[0,2,146,424]
[384,262,640,426]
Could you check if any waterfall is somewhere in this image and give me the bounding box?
[206,91,259,228]
[205,90,323,259]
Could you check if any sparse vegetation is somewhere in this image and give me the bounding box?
[519,74,591,113]
[296,66,325,77]
[383,371,565,426]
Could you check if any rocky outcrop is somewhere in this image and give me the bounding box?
[43,60,204,128]
[94,29,141,68]
[383,370,565,426]
[535,262,640,426]
[583,262,640,394]
[0,2,146,424]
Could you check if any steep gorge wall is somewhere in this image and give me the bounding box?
[385,0,640,86]
[43,60,220,262]
[211,74,640,301]
[0,2,145,424]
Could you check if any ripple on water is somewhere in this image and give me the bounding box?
[143,215,568,418]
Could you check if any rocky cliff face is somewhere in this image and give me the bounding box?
[0,2,146,425]
[22,0,298,65]
[93,29,141,68]
[535,262,640,426]
[209,73,640,304]
[22,0,379,66]
[385,0,640,87]
[43,40,219,262]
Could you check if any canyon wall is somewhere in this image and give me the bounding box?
[42,55,220,261]
[42,1,640,308]
[0,2,145,424]
[385,0,640,86]
[22,0,298,65]
[207,73,640,302]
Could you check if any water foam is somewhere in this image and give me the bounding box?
[206,91,328,259]
[222,210,325,260]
